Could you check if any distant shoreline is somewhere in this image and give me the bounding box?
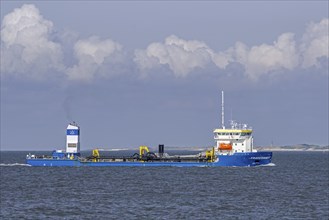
[1,148,328,152]
[256,148,329,152]
[1,144,328,152]
[255,146,329,152]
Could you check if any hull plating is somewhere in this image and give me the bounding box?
[26,152,272,167]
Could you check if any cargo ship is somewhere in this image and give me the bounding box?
[26,92,272,167]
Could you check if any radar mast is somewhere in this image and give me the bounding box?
[221,90,225,129]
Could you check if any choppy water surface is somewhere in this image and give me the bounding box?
[1,151,328,219]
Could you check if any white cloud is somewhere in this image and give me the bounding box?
[1,4,327,82]
[134,35,215,77]
[0,4,123,82]
[66,36,122,81]
[1,4,64,78]
[134,19,328,79]
[135,33,300,79]
[227,33,299,79]
[300,18,329,68]
[211,51,232,69]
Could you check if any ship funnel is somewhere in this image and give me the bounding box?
[158,144,164,157]
[66,122,80,153]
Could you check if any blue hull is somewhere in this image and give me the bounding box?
[26,152,272,167]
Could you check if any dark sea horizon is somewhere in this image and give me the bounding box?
[1,151,328,219]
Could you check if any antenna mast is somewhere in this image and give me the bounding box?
[221,90,225,129]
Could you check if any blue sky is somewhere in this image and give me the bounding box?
[1,1,328,150]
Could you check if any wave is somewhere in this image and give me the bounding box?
[259,163,276,167]
[0,163,31,167]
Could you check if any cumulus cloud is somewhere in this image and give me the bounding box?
[134,19,328,79]
[300,18,329,68]
[134,35,216,77]
[135,34,301,79]
[1,4,64,78]
[226,33,299,79]
[134,34,299,79]
[0,4,123,82]
[66,36,122,81]
[1,4,327,82]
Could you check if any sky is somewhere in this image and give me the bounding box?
[1,1,328,151]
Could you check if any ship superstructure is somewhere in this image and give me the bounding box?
[214,91,255,154]
[214,121,254,154]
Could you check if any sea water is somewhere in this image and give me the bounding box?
[1,151,328,219]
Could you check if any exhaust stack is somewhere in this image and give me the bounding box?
[66,122,80,154]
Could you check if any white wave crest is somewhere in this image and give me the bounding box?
[259,163,276,167]
[0,163,31,167]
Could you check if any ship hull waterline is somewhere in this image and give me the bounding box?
[26,152,272,167]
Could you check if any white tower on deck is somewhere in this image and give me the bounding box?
[66,122,80,153]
